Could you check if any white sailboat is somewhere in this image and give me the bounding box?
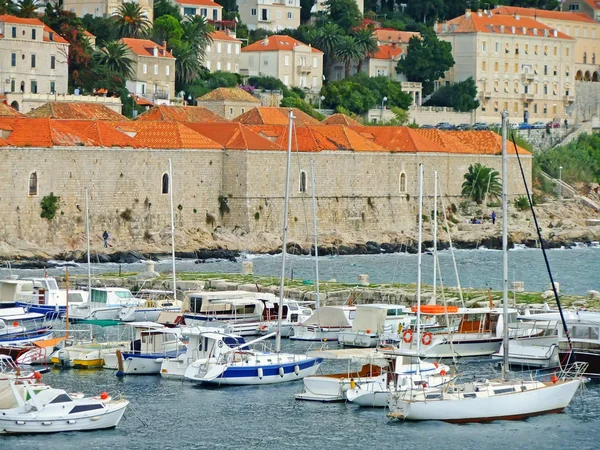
[387,111,586,422]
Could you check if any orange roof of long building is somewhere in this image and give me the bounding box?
[437,11,573,39]
[241,35,323,53]
[27,102,126,120]
[135,105,226,122]
[234,107,321,126]
[183,122,281,150]
[374,29,420,43]
[115,121,222,149]
[491,6,597,23]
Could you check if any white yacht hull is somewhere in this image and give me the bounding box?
[399,336,503,358]
[295,375,382,402]
[338,332,379,348]
[388,379,582,422]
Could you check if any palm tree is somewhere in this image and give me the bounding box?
[0,0,18,15]
[114,2,151,39]
[16,0,40,18]
[334,35,363,79]
[352,26,378,73]
[94,41,135,79]
[181,15,214,62]
[461,163,502,204]
[313,22,342,80]
[171,41,203,92]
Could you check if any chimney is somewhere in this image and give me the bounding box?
[465,8,472,18]
[262,37,269,45]
[553,29,558,37]
[533,28,537,35]
[153,46,158,57]
[515,13,520,20]
[162,41,167,56]
[477,9,483,17]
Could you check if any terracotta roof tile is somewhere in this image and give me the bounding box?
[197,87,260,103]
[584,0,600,11]
[27,102,126,120]
[116,121,222,149]
[0,103,25,117]
[0,15,42,25]
[55,120,138,147]
[359,126,446,152]
[242,35,323,53]
[314,125,386,151]
[210,30,241,42]
[43,25,68,43]
[184,122,281,150]
[245,125,333,151]
[121,38,174,58]
[322,113,363,127]
[135,105,226,122]
[374,29,420,43]
[371,44,404,60]
[492,6,597,23]
[175,0,222,6]
[234,107,321,126]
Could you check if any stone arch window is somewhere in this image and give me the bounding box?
[299,170,307,193]
[576,70,583,81]
[28,172,38,196]
[399,172,407,193]
[161,173,169,194]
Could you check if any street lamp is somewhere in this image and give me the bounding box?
[381,96,388,122]
[559,166,563,198]
[319,95,325,110]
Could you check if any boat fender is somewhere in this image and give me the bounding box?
[421,332,433,346]
[440,370,447,376]
[397,323,403,334]
[551,375,559,384]
[257,367,264,379]
[294,365,300,375]
[403,329,414,344]
[279,366,285,377]
[350,378,356,389]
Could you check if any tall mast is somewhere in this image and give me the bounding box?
[310,159,320,311]
[501,110,509,379]
[416,163,424,352]
[276,110,294,353]
[85,188,91,294]
[169,159,177,301]
[432,171,438,305]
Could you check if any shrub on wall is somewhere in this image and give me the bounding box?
[120,208,133,221]
[218,195,230,216]
[40,193,61,220]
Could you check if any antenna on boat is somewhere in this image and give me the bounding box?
[501,110,510,379]
[310,159,320,311]
[276,110,295,354]
[168,159,177,301]
[416,163,424,353]
[432,171,438,305]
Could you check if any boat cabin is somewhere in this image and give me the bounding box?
[183,291,264,319]
[90,288,142,307]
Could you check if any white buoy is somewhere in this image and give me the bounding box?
[279,366,285,377]
[257,367,263,379]
[294,365,300,375]
[242,261,253,275]
[358,274,370,286]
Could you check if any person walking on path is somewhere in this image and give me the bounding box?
[564,118,568,129]
[491,211,497,225]
[102,230,110,248]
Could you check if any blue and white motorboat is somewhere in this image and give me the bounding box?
[68,288,144,322]
[0,319,53,346]
[3,278,73,319]
[103,322,185,375]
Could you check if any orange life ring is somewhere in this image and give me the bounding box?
[403,329,414,343]
[421,332,433,346]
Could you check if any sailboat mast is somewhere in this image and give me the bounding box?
[276,110,294,353]
[310,159,320,311]
[432,171,438,305]
[501,110,509,378]
[85,188,91,294]
[416,163,424,352]
[168,159,177,301]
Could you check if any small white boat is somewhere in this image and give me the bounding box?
[9,278,70,319]
[68,287,144,321]
[257,296,313,337]
[0,319,53,346]
[0,376,128,434]
[290,306,356,341]
[0,307,45,323]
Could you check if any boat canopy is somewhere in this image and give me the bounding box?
[305,348,387,365]
[301,306,353,327]
[352,306,387,334]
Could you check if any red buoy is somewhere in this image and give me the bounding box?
[12,321,19,327]
[100,392,109,400]
[33,371,42,380]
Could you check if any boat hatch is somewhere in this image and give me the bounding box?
[223,336,247,347]
[425,393,442,399]
[50,393,73,404]
[493,387,516,395]
[463,393,477,398]
[70,404,104,414]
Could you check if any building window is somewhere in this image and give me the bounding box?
[554,46,557,56]
[287,12,293,19]
[183,7,196,15]
[276,11,281,19]
[514,63,518,73]
[251,8,256,15]
[534,45,538,55]
[525,44,529,54]
[154,64,158,75]
[217,43,221,53]
[264,59,268,66]
[543,104,547,114]
[10,79,15,92]
[566,47,569,57]
[11,53,16,67]
[544,65,548,75]
[141,83,145,94]
[482,41,486,52]
[241,108,245,113]
[30,80,37,93]
[504,62,508,72]
[261,8,268,20]
[505,43,510,54]
[553,104,557,114]
[544,45,548,56]
[28,172,38,196]
[51,55,56,69]
[213,9,218,20]
[206,61,211,70]
[235,45,240,55]
[299,170,307,193]
[482,61,486,71]
[399,172,407,193]
[569,3,579,10]
[31,54,36,68]
[226,62,231,71]
[494,101,499,112]
[166,65,170,76]
[162,173,169,194]
[584,52,587,64]
[534,104,538,113]
[229,107,234,116]
[543,85,548,95]
[566,67,570,77]
[50,81,55,93]
[284,55,289,66]
[143,64,147,74]
[32,28,36,40]
[594,54,597,64]
[11,26,16,38]
[494,62,498,72]
[20,81,24,92]
[284,75,289,86]
[514,102,518,113]
[495,41,499,52]
[515,44,519,55]
[227,43,231,54]
[313,56,317,68]
[200,8,207,16]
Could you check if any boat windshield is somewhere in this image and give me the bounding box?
[223,336,247,348]
[114,291,134,299]
[46,279,59,290]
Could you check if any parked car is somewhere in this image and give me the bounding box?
[456,123,472,130]
[435,122,456,130]
[531,121,546,129]
[508,122,519,130]
[420,124,434,129]
[472,122,488,130]
[547,121,560,128]
[519,122,532,130]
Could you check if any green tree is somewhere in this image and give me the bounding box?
[406,0,445,24]
[181,15,214,62]
[536,133,600,184]
[280,96,325,120]
[81,14,115,43]
[334,35,363,78]
[153,0,182,21]
[396,28,454,95]
[0,0,17,15]
[350,73,413,109]
[171,41,203,93]
[16,0,40,17]
[424,77,479,112]
[152,14,184,46]
[248,75,288,92]
[352,26,378,73]
[114,2,151,38]
[325,0,362,30]
[94,41,135,79]
[461,163,502,205]
[313,22,343,80]
[321,80,377,114]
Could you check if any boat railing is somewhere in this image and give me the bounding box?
[558,361,589,380]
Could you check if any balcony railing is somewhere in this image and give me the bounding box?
[563,94,575,103]
[297,65,312,74]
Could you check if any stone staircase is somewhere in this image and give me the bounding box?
[552,121,593,148]
[540,171,600,211]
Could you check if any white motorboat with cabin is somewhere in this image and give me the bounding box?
[118,289,182,322]
[2,278,73,319]
[290,306,356,341]
[103,322,185,375]
[257,295,313,337]
[0,376,128,434]
[68,287,144,321]
[182,291,265,335]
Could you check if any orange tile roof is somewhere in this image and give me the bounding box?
[322,113,363,127]
[0,15,42,25]
[234,107,321,126]
[27,102,126,120]
[315,125,386,151]
[374,29,420,43]
[184,122,281,150]
[438,12,573,39]
[121,38,174,58]
[4,118,101,147]
[246,125,334,152]
[115,121,222,149]
[175,0,222,6]
[371,44,404,60]
[210,30,241,42]
[491,6,597,23]
[413,129,530,155]
[584,0,600,10]
[55,120,138,147]
[0,103,25,117]
[135,105,226,122]
[242,35,323,53]
[197,87,260,103]
[358,126,447,152]
[43,25,68,44]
